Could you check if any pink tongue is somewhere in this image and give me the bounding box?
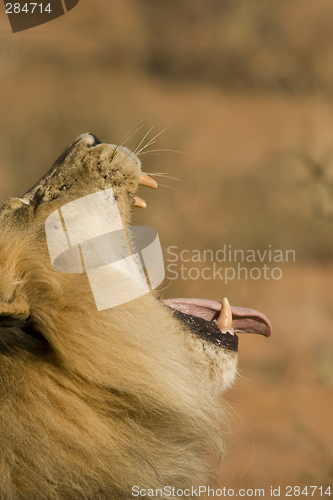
[162,298,272,338]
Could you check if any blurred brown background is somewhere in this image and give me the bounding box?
[0,0,332,494]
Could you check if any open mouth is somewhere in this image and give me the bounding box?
[136,163,272,352]
[48,132,272,353]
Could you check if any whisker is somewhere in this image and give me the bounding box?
[156,183,177,191]
[136,152,160,156]
[116,127,155,170]
[137,149,186,156]
[135,127,169,156]
[136,141,157,154]
[133,126,155,155]
[119,116,154,146]
[236,373,254,384]
[143,172,182,182]
[109,145,120,165]
[120,124,145,147]
[156,280,173,293]
[116,127,180,179]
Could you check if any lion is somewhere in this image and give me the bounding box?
[0,133,271,500]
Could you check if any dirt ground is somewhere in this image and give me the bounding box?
[0,0,333,496]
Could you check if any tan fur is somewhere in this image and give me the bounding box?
[0,134,238,500]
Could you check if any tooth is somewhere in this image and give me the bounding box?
[216,297,233,333]
[139,174,158,189]
[133,196,147,208]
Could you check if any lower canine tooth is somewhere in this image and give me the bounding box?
[133,196,147,208]
[216,297,233,333]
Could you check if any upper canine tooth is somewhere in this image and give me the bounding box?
[216,297,233,333]
[138,174,158,189]
[133,196,147,208]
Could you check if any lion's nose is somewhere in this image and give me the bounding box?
[87,134,103,147]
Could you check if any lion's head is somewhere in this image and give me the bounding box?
[0,133,271,500]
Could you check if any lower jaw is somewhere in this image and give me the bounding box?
[166,306,239,352]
